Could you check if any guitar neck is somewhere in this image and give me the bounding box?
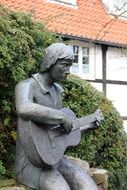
[80,123,96,132]
[50,109,103,132]
[72,112,97,131]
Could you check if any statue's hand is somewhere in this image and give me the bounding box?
[61,116,73,134]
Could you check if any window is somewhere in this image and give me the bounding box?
[71,46,79,73]
[82,47,89,74]
[66,41,95,79]
[48,0,77,6]
[112,0,127,17]
[71,46,89,74]
[69,43,95,80]
[102,0,127,18]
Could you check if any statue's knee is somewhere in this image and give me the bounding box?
[39,170,70,190]
[39,179,70,190]
[73,170,98,190]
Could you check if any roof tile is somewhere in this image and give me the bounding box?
[1,0,127,46]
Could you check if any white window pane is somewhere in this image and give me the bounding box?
[82,47,89,56]
[82,56,89,65]
[73,46,79,54]
[73,45,79,64]
[71,64,79,73]
[82,47,89,74]
[112,0,127,12]
[90,82,103,92]
[74,55,78,63]
[68,43,95,79]
[82,64,89,74]
[102,0,127,17]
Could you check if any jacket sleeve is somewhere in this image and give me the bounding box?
[15,80,65,125]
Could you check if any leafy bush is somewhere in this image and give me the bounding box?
[0,161,6,179]
[0,5,56,177]
[62,75,127,190]
[108,168,127,190]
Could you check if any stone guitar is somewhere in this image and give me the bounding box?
[19,108,103,167]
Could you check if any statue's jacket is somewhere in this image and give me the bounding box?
[15,73,64,189]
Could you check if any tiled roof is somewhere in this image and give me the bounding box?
[1,0,127,47]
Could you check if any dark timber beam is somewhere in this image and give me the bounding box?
[102,45,108,95]
[87,79,127,85]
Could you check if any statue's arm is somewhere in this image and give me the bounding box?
[15,81,65,125]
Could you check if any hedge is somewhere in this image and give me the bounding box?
[0,5,56,177]
[62,76,127,189]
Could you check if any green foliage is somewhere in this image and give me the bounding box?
[62,75,127,190]
[108,168,127,190]
[0,161,6,179]
[0,5,56,178]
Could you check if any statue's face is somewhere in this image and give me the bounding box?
[49,59,73,82]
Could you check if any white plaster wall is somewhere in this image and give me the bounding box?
[94,45,102,79]
[87,45,127,132]
[107,47,127,81]
[123,120,127,133]
[107,84,127,116]
[100,47,127,120]
[92,45,127,81]
[90,82,103,92]
[106,47,127,129]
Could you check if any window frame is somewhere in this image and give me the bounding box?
[67,41,95,80]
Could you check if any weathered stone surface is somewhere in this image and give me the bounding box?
[98,184,107,190]
[0,159,108,190]
[68,157,108,190]
[0,180,27,190]
[0,186,26,190]
[89,168,108,190]
[67,156,90,172]
[0,180,16,188]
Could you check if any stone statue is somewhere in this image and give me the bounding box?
[15,43,101,190]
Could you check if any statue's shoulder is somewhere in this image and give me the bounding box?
[54,83,64,94]
[15,77,35,91]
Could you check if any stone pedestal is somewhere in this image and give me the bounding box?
[89,168,108,190]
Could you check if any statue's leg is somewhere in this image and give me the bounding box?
[16,162,41,190]
[58,157,98,190]
[39,168,71,190]
[16,162,70,190]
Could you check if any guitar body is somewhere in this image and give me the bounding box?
[18,108,81,166]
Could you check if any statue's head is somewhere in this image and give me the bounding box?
[40,43,74,73]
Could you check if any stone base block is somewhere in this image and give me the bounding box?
[89,168,108,190]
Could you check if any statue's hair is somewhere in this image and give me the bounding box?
[40,43,74,72]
